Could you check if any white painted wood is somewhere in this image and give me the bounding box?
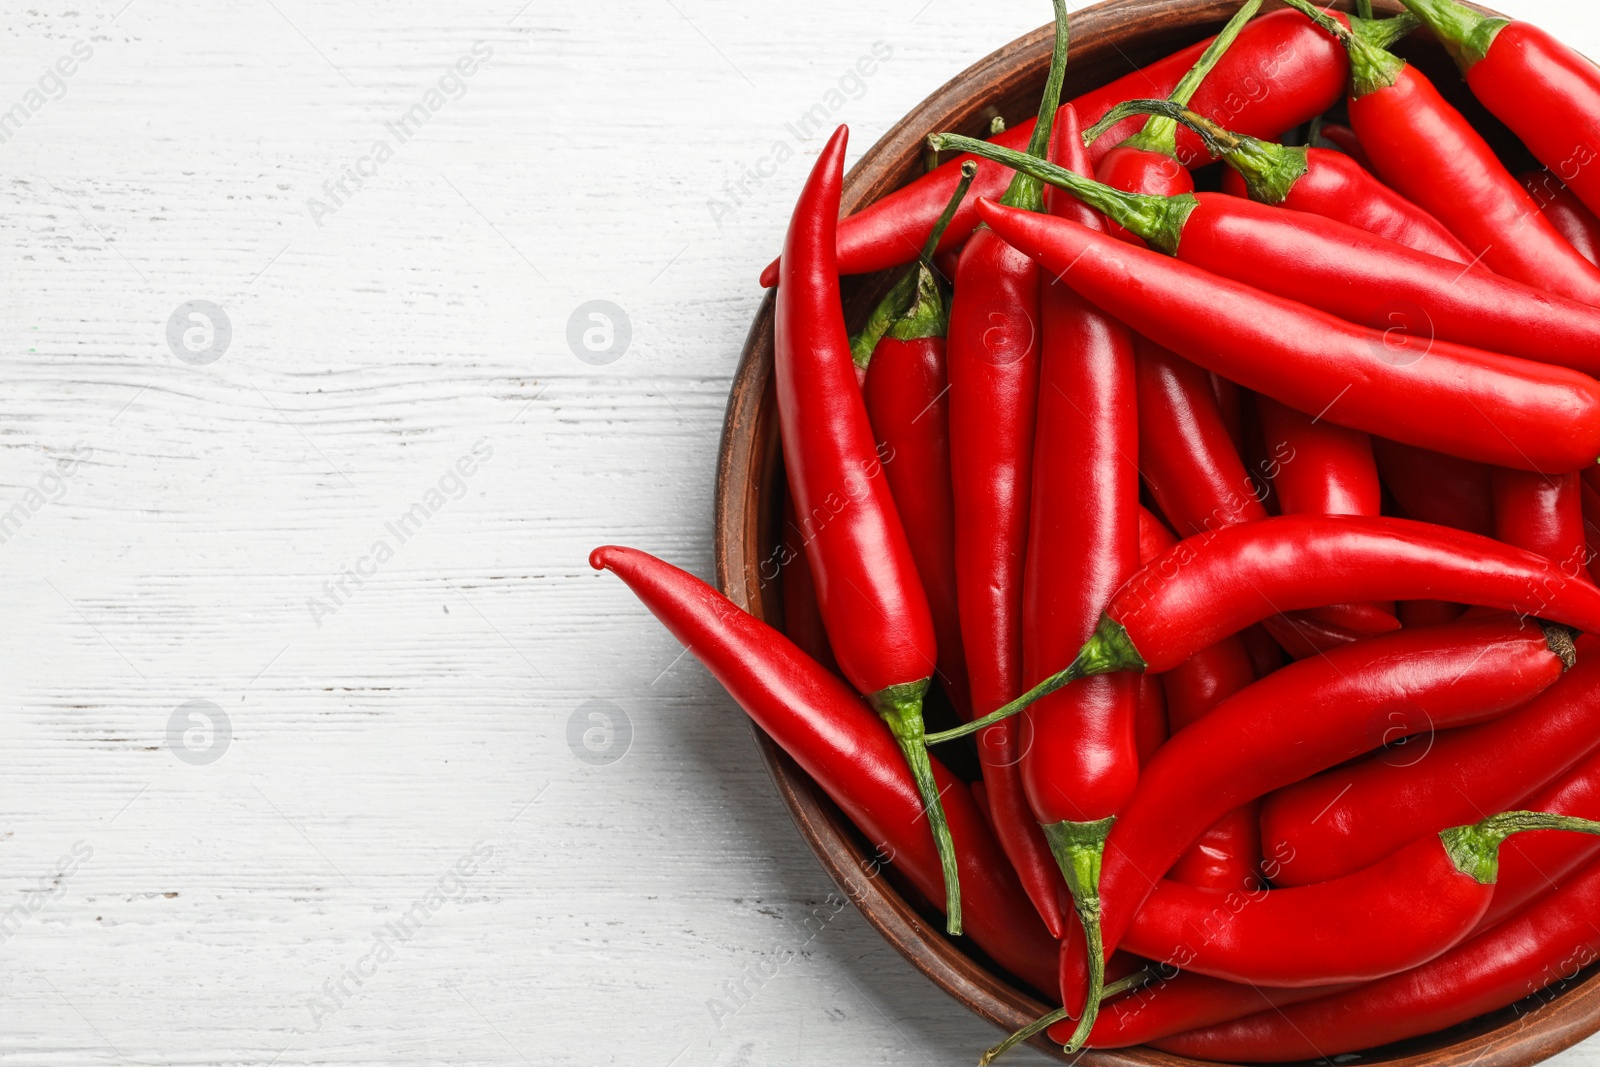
[0,1,1596,1063]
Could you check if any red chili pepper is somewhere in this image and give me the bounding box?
[1093,0,1262,243]
[780,495,839,675]
[1482,733,1600,931]
[859,163,979,721]
[1401,0,1600,223]
[970,199,1600,472]
[1259,611,1364,660]
[1153,850,1600,1061]
[1372,437,1494,535]
[1073,974,1339,1050]
[775,126,957,929]
[1282,0,1600,307]
[942,132,1600,380]
[754,8,1417,287]
[1088,99,1470,263]
[1138,507,1261,894]
[1017,86,1139,1034]
[1312,120,1373,171]
[1051,615,1571,1037]
[944,0,1072,941]
[1263,638,1593,888]
[589,546,1057,992]
[1491,469,1593,587]
[1122,811,1600,987]
[1523,171,1600,267]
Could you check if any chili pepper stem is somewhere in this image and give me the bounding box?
[850,162,979,365]
[1044,817,1117,1054]
[1088,99,1309,206]
[924,615,1146,744]
[1396,0,1506,71]
[1118,0,1263,159]
[997,0,1070,214]
[1280,0,1405,99]
[979,969,1155,1066]
[871,679,963,935]
[927,133,1196,254]
[1442,811,1600,885]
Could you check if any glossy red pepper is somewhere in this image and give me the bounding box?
[1401,0,1600,223]
[1372,438,1494,535]
[948,1,1071,941]
[1019,92,1139,1035]
[1523,171,1600,267]
[1138,507,1261,894]
[1492,469,1593,587]
[1074,974,1338,1049]
[860,164,979,721]
[1259,611,1364,660]
[754,8,1418,287]
[779,495,838,675]
[1053,615,1570,1033]
[1122,812,1600,987]
[1483,734,1600,931]
[589,546,1056,992]
[972,199,1600,472]
[1090,98,1470,263]
[1282,0,1600,307]
[1263,640,1595,888]
[944,134,1600,380]
[1092,0,1261,243]
[1154,850,1600,1061]
[775,126,956,928]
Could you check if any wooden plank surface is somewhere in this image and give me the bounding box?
[0,0,1595,1063]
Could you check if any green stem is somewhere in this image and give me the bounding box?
[848,161,977,365]
[924,615,1145,745]
[926,132,1196,255]
[1044,818,1115,1055]
[1355,0,1373,18]
[989,114,1008,137]
[1279,0,1406,99]
[1352,10,1423,50]
[978,970,1154,1066]
[1395,0,1506,71]
[999,0,1070,212]
[1441,811,1600,885]
[872,679,963,935]
[1121,0,1262,160]
[1090,99,1310,206]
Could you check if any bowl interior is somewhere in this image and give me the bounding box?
[713,1,1600,1063]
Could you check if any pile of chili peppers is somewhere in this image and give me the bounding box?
[594,0,1600,1061]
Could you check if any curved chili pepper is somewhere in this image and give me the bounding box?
[1019,91,1139,1043]
[1123,812,1600,987]
[1052,615,1571,1032]
[1259,611,1364,660]
[1523,171,1600,267]
[754,8,1418,287]
[1313,120,1372,170]
[1372,438,1494,535]
[1491,469,1593,587]
[1281,0,1600,307]
[861,163,978,722]
[946,0,1072,941]
[1400,0,1600,222]
[1153,850,1600,1061]
[943,132,1600,380]
[1094,0,1261,243]
[970,198,1600,472]
[774,126,956,929]
[1087,99,1467,262]
[1263,641,1596,888]
[1072,973,1339,1050]
[1138,507,1262,894]
[589,546,1056,992]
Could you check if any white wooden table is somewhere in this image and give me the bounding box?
[0,1,1596,1063]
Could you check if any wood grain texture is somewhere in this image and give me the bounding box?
[0,0,1596,1065]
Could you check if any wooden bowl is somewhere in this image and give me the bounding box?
[713,1,1600,1062]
